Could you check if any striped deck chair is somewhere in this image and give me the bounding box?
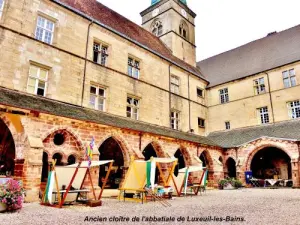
[199,169,208,194]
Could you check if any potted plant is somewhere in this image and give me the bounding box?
[0,179,25,212]
[218,177,243,190]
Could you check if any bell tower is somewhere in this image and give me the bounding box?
[141,0,196,66]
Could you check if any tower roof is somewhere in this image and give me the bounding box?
[151,0,187,5]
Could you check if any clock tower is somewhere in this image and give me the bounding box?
[141,0,196,66]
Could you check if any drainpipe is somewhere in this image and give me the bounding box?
[265,72,275,123]
[188,73,191,131]
[297,141,300,187]
[139,132,143,152]
[81,20,94,106]
[169,64,172,124]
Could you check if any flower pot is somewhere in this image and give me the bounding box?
[0,202,7,212]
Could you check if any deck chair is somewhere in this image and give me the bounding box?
[178,166,205,196]
[199,169,208,194]
[42,160,114,208]
[170,172,185,196]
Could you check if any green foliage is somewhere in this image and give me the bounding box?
[218,177,243,189]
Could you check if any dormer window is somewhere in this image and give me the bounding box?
[152,20,163,36]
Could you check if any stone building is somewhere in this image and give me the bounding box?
[0,0,299,202]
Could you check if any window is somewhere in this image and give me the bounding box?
[128,57,140,79]
[179,21,188,39]
[127,96,139,120]
[198,118,205,128]
[219,88,229,104]
[35,16,55,44]
[27,65,48,96]
[152,20,163,36]
[89,85,106,111]
[0,0,4,18]
[93,42,108,66]
[254,77,266,95]
[171,75,180,94]
[225,121,231,130]
[197,88,204,98]
[170,111,180,130]
[288,100,300,119]
[258,107,270,124]
[283,69,296,88]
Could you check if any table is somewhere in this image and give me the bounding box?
[52,189,90,204]
[265,179,284,187]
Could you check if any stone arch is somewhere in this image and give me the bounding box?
[142,141,167,159]
[43,128,84,165]
[245,143,292,171]
[51,151,64,166]
[0,114,18,139]
[199,150,214,170]
[41,127,85,152]
[225,157,237,178]
[67,154,77,165]
[98,136,131,189]
[199,150,214,185]
[98,135,131,167]
[0,117,16,175]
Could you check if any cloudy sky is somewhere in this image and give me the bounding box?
[99,0,300,61]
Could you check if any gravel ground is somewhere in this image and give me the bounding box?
[1,188,300,225]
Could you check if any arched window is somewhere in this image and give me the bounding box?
[152,20,163,36]
[179,21,189,39]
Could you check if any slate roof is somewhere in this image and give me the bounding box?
[53,0,206,81]
[0,87,216,146]
[197,24,300,87]
[207,121,300,148]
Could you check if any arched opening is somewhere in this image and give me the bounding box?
[41,152,49,182]
[179,21,189,39]
[52,153,63,166]
[174,149,186,177]
[226,158,236,178]
[199,151,212,181]
[250,147,292,181]
[99,137,124,189]
[142,143,160,183]
[67,155,76,165]
[0,119,15,176]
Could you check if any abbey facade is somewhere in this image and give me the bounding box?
[0,0,299,201]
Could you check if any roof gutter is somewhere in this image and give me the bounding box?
[51,0,208,82]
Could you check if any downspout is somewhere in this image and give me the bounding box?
[81,20,94,106]
[169,64,172,125]
[265,72,275,123]
[188,73,191,131]
[297,141,300,187]
[139,132,143,152]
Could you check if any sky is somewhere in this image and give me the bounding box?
[98,0,300,61]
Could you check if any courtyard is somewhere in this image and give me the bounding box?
[1,188,300,225]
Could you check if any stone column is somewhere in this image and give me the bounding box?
[14,159,25,181]
[291,159,299,187]
[22,137,44,202]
